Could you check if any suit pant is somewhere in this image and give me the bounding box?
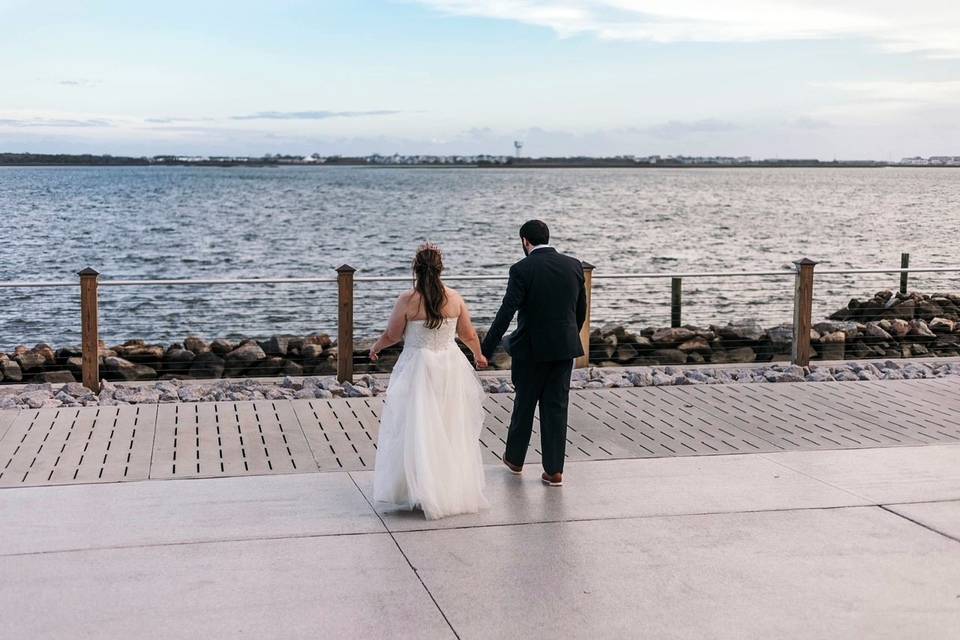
[505,357,573,475]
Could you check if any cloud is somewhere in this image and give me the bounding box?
[58,79,100,87]
[810,80,960,119]
[824,80,960,103]
[645,118,740,138]
[230,110,404,120]
[0,118,113,128]
[412,0,960,58]
[783,117,833,130]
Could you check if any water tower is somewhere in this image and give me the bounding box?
[513,140,523,158]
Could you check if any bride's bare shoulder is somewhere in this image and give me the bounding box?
[396,289,418,307]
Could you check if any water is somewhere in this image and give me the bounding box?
[2,165,959,349]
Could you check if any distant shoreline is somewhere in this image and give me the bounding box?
[3,161,957,169]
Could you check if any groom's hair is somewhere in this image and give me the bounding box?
[519,220,549,246]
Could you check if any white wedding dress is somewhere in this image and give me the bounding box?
[373,317,489,520]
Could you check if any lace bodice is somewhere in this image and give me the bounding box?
[404,317,458,351]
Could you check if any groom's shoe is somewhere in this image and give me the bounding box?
[502,455,523,475]
[541,472,563,487]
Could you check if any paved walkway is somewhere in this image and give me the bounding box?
[2,379,960,638]
[2,444,960,638]
[1,378,958,487]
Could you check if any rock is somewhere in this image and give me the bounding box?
[846,341,871,359]
[155,381,181,402]
[614,343,638,363]
[102,357,157,381]
[178,386,205,402]
[652,348,687,365]
[62,381,93,397]
[766,324,793,350]
[301,344,326,360]
[935,334,960,348]
[626,370,653,387]
[210,338,237,356]
[677,336,710,353]
[282,361,304,377]
[190,352,225,379]
[36,370,76,384]
[915,299,943,321]
[251,357,285,377]
[0,396,17,410]
[343,382,373,398]
[908,319,936,339]
[651,372,676,386]
[710,347,756,364]
[627,335,653,349]
[0,358,23,382]
[114,386,160,404]
[15,350,47,372]
[183,336,210,353]
[115,343,165,363]
[163,348,196,375]
[714,320,764,342]
[864,322,893,341]
[294,388,316,399]
[892,299,915,319]
[262,335,293,356]
[929,317,956,333]
[314,356,339,376]
[223,343,266,376]
[889,318,910,337]
[805,370,835,382]
[820,331,846,344]
[651,327,695,345]
[304,333,334,349]
[601,374,628,388]
[18,390,51,409]
[32,343,56,364]
[264,387,288,400]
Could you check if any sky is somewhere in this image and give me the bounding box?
[2,0,959,159]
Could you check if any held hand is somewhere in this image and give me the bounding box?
[369,348,379,362]
[475,354,488,369]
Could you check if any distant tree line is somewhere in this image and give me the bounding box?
[0,153,149,166]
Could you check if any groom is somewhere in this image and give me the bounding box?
[482,220,587,487]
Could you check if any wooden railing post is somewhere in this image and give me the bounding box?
[671,277,682,328]
[78,267,101,392]
[336,264,356,383]
[791,258,817,367]
[900,252,910,295]
[575,262,594,369]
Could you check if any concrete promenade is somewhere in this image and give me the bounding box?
[2,378,959,638]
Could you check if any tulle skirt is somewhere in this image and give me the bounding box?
[373,345,489,520]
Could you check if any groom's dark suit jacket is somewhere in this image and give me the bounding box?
[481,247,587,362]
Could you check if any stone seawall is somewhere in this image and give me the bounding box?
[1,290,958,385]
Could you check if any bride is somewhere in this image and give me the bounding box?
[369,243,490,520]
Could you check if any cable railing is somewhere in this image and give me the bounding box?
[2,253,959,391]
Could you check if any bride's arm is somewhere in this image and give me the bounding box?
[369,293,410,361]
[455,295,488,369]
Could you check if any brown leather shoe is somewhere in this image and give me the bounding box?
[502,455,523,475]
[541,472,563,487]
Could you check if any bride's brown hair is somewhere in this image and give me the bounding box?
[413,243,447,329]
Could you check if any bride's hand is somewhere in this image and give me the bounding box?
[475,354,488,369]
[369,348,379,362]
